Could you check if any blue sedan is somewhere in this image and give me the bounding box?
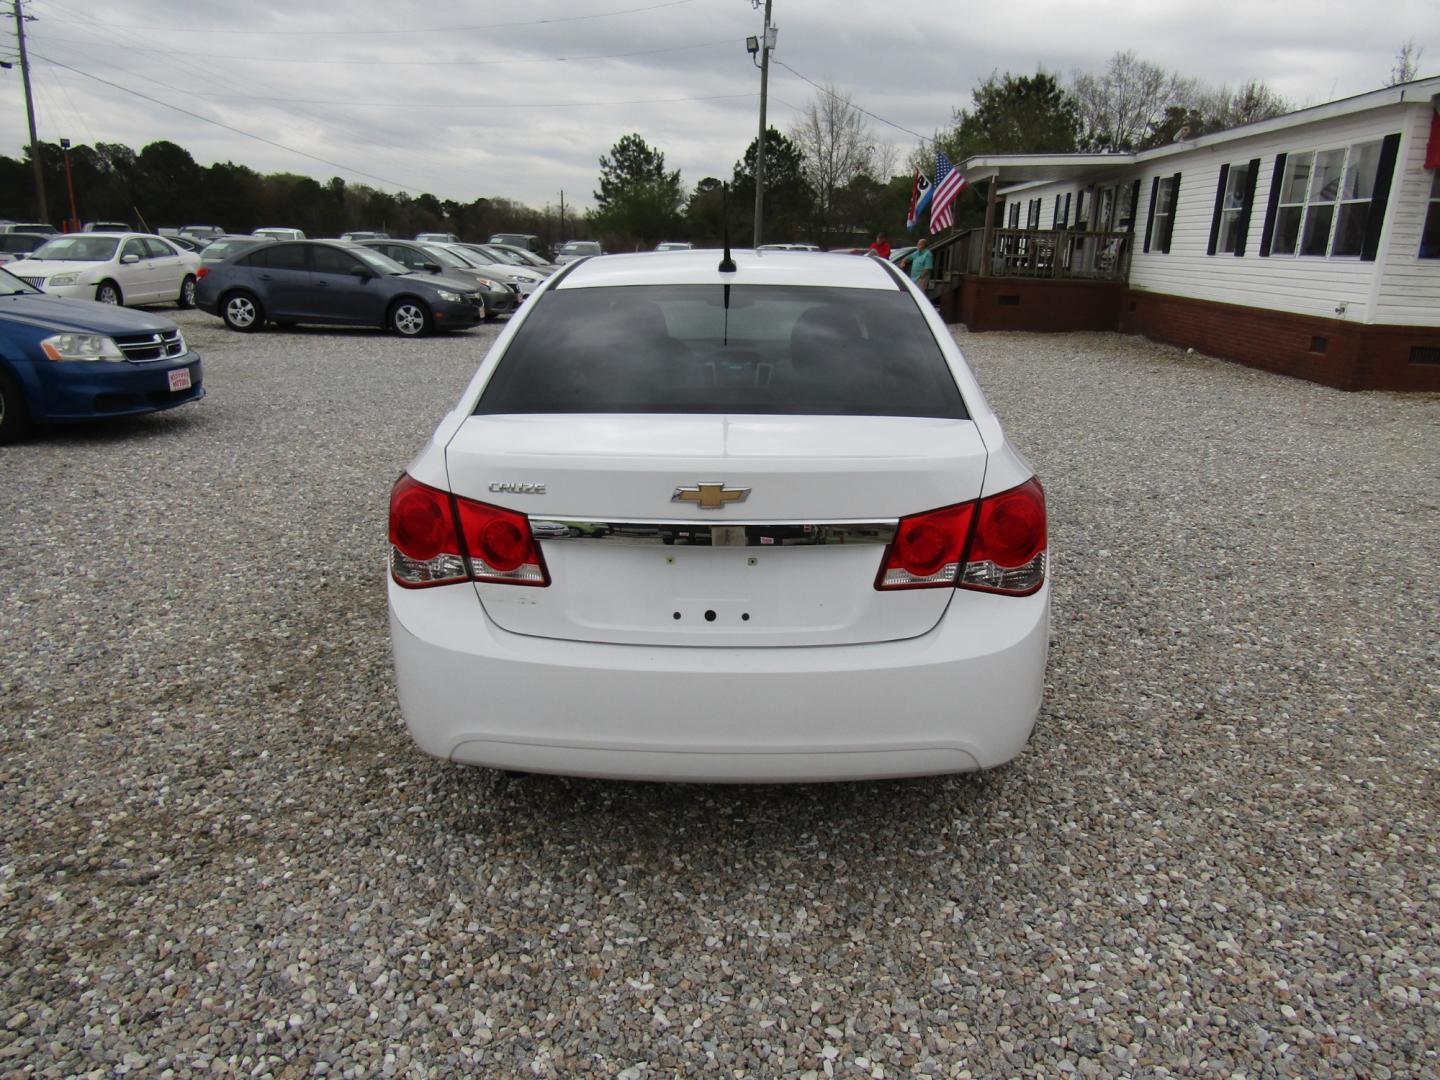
[0,266,203,442]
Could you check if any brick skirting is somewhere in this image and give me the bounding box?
[1119,292,1440,392]
[942,275,1440,391]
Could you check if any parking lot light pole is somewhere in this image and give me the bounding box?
[60,137,79,232]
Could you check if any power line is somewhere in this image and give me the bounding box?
[189,91,759,109]
[33,0,392,158]
[28,0,700,36]
[29,52,438,194]
[33,31,733,67]
[773,58,934,144]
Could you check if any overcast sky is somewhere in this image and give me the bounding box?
[2,0,1434,212]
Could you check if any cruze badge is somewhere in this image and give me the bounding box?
[489,481,546,495]
[672,482,750,510]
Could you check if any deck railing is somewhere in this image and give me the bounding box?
[929,227,1132,282]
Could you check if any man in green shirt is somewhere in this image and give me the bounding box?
[902,237,934,290]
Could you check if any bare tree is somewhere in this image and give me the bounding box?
[1071,50,1198,151]
[871,140,900,182]
[1389,39,1424,85]
[790,82,876,241]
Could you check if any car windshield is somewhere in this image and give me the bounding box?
[32,236,119,261]
[475,284,966,419]
[497,247,548,266]
[353,248,407,274]
[559,242,601,255]
[419,244,473,269]
[473,245,526,265]
[446,247,491,268]
[0,266,39,294]
[202,239,256,261]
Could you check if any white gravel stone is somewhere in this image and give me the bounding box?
[0,312,1436,1077]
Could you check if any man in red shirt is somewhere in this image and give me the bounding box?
[868,232,891,259]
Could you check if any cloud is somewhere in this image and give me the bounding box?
[4,0,1433,214]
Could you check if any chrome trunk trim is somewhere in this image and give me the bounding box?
[528,519,898,547]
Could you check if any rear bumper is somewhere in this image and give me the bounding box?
[388,578,1049,782]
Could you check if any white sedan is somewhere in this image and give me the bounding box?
[388,249,1049,782]
[11,232,201,308]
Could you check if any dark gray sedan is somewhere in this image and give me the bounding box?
[195,241,484,337]
[358,239,518,319]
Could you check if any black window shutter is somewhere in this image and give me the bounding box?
[1126,179,1141,232]
[1161,173,1181,253]
[1234,158,1261,256]
[1258,153,1287,257]
[1361,133,1402,262]
[1052,196,1060,228]
[1063,192,1071,227]
[1144,176,1159,252]
[1207,164,1231,256]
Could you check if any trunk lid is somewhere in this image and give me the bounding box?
[445,414,988,646]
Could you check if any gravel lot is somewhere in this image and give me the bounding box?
[1,307,1436,1078]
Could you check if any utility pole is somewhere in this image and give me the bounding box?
[750,0,774,249]
[12,0,48,223]
[558,190,565,244]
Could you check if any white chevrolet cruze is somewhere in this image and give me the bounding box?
[388,249,1049,782]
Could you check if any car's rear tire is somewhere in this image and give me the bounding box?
[389,298,432,338]
[0,368,32,445]
[222,290,265,332]
[95,280,122,306]
[178,275,197,309]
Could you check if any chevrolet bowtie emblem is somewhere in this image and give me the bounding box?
[671,482,750,510]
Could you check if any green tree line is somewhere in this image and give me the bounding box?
[0,139,558,242]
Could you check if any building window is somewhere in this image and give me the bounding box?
[1215,161,1255,254]
[1420,170,1440,259]
[1272,141,1383,257]
[1098,186,1116,231]
[1145,174,1181,253]
[1027,199,1041,229]
[1007,202,1020,228]
[1116,182,1137,231]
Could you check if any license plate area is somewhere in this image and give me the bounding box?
[167,367,192,392]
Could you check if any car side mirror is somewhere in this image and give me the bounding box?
[423,262,442,273]
[121,253,140,264]
[350,267,373,279]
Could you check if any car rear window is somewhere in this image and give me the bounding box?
[475,284,967,419]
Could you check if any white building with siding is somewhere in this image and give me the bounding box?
[958,77,1440,391]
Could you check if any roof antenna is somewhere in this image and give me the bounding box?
[718,182,737,273]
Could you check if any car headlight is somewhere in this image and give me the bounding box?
[436,290,462,302]
[474,278,500,290]
[41,332,125,362]
[47,272,81,286]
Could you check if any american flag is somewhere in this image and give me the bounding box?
[929,151,968,232]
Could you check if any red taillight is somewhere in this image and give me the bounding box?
[389,474,468,587]
[876,503,975,589]
[876,477,1047,595]
[455,499,547,585]
[388,474,548,588]
[196,266,209,279]
[960,477,1047,595]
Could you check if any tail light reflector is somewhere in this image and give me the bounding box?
[196,266,210,279]
[389,474,548,588]
[876,503,975,589]
[876,477,1047,595]
[453,498,548,585]
[961,477,1046,595]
